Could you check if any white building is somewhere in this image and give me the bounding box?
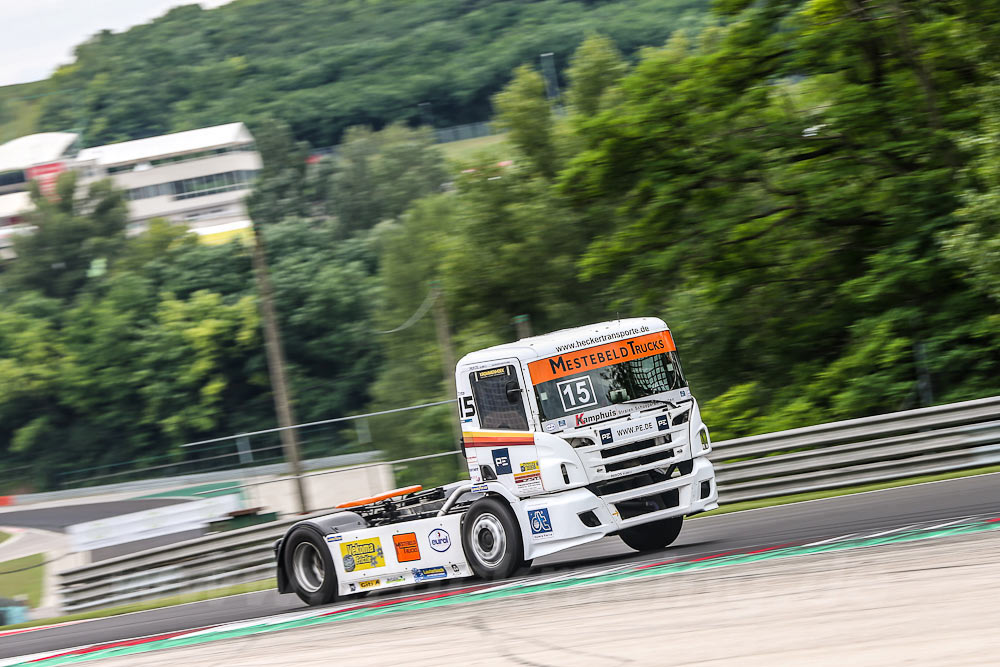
[0,131,78,259]
[76,122,260,242]
[0,122,261,255]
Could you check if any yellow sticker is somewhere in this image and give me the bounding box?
[520,460,539,472]
[359,578,381,589]
[340,538,385,572]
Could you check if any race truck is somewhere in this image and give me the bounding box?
[274,317,718,605]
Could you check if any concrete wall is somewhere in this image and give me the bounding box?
[250,464,397,515]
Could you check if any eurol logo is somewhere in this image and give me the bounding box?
[428,528,451,552]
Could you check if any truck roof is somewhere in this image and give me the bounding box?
[457,317,669,367]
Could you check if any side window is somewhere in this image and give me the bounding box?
[469,365,529,431]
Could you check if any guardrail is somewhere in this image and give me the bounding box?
[57,395,1000,612]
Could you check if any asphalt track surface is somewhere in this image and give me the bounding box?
[2,472,998,659]
[0,500,188,532]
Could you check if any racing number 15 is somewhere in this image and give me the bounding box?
[460,396,476,418]
[557,377,598,411]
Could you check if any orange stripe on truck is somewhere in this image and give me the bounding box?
[463,431,535,448]
[527,330,676,384]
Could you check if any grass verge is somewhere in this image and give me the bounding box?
[0,531,10,545]
[439,133,508,162]
[698,463,1000,517]
[0,578,277,631]
[0,553,44,607]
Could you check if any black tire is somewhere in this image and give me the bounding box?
[283,528,338,606]
[620,516,684,552]
[462,497,523,580]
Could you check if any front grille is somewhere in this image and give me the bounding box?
[617,488,680,520]
[588,468,672,497]
[600,436,669,460]
[587,459,694,498]
[605,447,674,473]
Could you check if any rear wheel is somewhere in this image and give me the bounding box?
[284,528,338,606]
[620,516,683,552]
[462,497,523,580]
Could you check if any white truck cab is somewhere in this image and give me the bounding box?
[456,317,718,562]
[275,318,718,605]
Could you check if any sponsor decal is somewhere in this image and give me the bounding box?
[551,325,652,353]
[492,448,512,475]
[358,578,381,590]
[598,415,673,445]
[412,566,448,582]
[450,563,460,573]
[385,575,405,584]
[514,470,543,494]
[348,582,357,592]
[463,431,535,449]
[544,422,558,432]
[528,508,553,539]
[476,366,509,380]
[471,483,489,493]
[520,460,539,472]
[528,331,675,384]
[428,528,451,552]
[461,418,473,424]
[557,418,568,428]
[393,533,421,563]
[325,534,343,543]
[340,538,385,572]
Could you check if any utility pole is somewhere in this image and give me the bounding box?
[512,314,533,340]
[251,225,308,513]
[430,281,464,471]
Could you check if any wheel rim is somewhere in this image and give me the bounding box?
[292,541,326,593]
[471,512,507,568]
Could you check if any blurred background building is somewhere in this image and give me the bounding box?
[0,121,259,258]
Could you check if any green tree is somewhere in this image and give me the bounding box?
[493,65,559,178]
[5,172,127,300]
[565,34,629,118]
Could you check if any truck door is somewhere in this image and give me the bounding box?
[467,362,530,431]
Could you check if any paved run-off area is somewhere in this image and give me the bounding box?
[42,524,1000,666]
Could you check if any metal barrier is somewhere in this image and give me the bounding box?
[57,395,1000,612]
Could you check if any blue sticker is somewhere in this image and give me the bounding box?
[325,534,343,542]
[598,428,613,445]
[412,566,448,582]
[471,483,489,493]
[528,508,553,537]
[428,528,451,552]
[656,415,669,431]
[493,448,512,475]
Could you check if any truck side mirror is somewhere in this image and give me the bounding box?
[505,381,523,404]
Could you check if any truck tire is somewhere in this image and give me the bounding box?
[283,528,338,606]
[462,497,523,580]
[620,516,683,552]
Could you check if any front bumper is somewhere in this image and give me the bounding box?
[517,456,718,560]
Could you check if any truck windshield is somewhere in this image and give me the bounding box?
[533,351,688,423]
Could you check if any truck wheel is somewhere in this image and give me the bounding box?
[620,516,683,552]
[283,528,338,606]
[462,497,523,580]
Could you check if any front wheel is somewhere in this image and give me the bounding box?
[283,528,338,606]
[462,497,523,580]
[620,515,683,552]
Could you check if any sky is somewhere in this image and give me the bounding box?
[0,0,235,87]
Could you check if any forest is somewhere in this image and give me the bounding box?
[21,0,710,147]
[1,0,999,491]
